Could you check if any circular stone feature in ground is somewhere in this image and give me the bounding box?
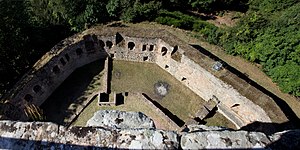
[114,70,122,79]
[154,81,170,97]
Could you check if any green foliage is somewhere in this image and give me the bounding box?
[27,0,109,31]
[107,0,161,22]
[249,0,298,12]
[0,0,31,95]
[189,0,215,12]
[269,63,300,96]
[155,10,220,44]
[223,1,300,96]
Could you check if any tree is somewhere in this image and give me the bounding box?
[0,0,31,96]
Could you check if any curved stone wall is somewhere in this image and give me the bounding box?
[3,26,274,127]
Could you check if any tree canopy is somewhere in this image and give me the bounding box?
[0,0,299,97]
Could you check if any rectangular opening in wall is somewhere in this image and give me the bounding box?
[142,45,147,51]
[143,56,148,61]
[110,53,115,58]
[149,45,154,51]
[52,65,60,74]
[60,58,66,66]
[65,54,70,61]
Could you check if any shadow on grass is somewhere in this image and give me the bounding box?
[142,93,185,127]
[41,59,105,125]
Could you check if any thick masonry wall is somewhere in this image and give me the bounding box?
[6,34,108,120]
[109,36,158,63]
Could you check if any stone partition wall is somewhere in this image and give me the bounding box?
[3,26,274,127]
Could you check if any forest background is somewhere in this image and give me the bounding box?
[0,0,299,97]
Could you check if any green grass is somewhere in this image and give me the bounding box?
[71,60,235,129]
[72,94,178,130]
[111,60,235,128]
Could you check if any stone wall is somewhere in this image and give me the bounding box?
[3,26,275,127]
[155,41,271,127]
[0,120,299,149]
[4,34,108,120]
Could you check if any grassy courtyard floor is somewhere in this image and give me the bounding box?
[46,59,235,129]
[110,60,235,128]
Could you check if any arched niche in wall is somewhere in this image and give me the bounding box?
[149,45,154,51]
[106,41,113,49]
[65,53,70,61]
[128,42,135,50]
[161,47,167,56]
[171,46,178,55]
[142,45,147,51]
[60,58,66,66]
[99,40,105,49]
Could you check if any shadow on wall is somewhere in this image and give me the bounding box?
[191,44,300,128]
[240,120,299,136]
[40,59,105,125]
[142,93,185,127]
